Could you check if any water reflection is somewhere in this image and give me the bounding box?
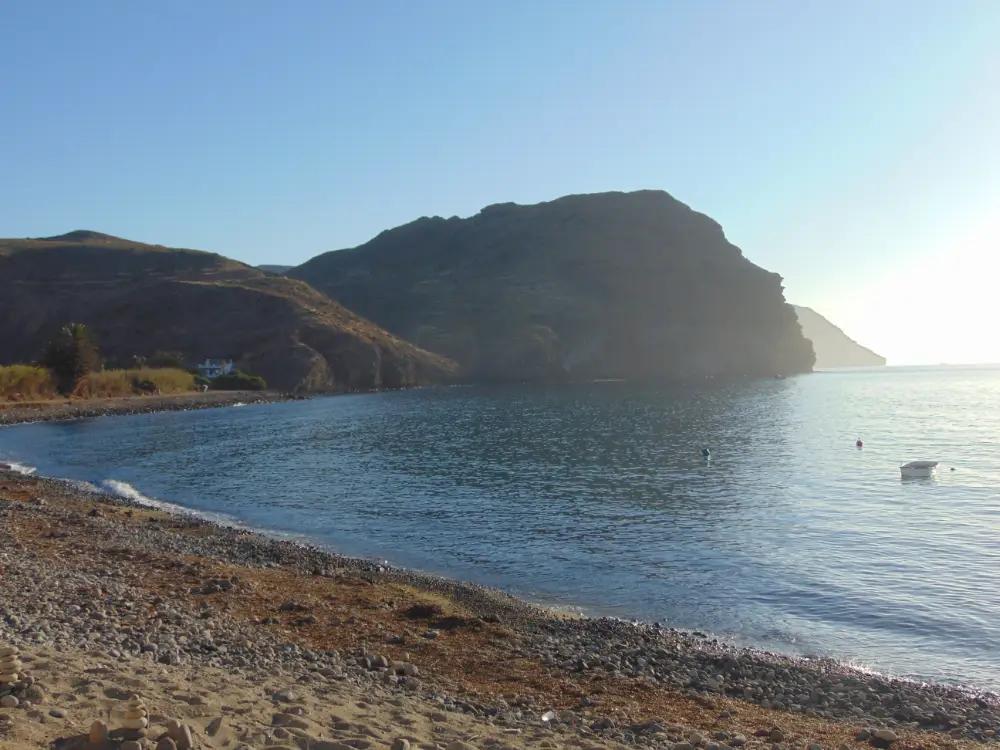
[1,368,999,690]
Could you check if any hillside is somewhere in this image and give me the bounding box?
[793,305,886,368]
[257,264,292,274]
[291,191,815,380]
[0,231,456,391]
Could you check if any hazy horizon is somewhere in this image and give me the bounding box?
[4,1,998,366]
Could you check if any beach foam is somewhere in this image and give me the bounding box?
[2,460,37,476]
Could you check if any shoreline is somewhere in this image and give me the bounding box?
[68,472,991,698]
[0,390,298,426]
[1,467,997,749]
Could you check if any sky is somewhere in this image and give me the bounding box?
[3,0,999,365]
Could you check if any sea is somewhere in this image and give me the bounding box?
[2,365,999,691]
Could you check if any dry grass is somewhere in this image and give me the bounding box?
[0,365,57,400]
[72,367,196,398]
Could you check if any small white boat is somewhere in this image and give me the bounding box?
[900,460,938,478]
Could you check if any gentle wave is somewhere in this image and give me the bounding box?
[1,460,37,476]
[98,478,240,524]
[95,478,323,549]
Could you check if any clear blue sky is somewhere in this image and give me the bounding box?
[4,1,999,364]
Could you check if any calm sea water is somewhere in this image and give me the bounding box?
[2,367,999,690]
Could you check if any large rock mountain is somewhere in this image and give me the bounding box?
[793,305,886,368]
[0,231,455,391]
[291,191,815,380]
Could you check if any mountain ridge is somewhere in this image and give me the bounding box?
[0,232,456,391]
[291,190,815,381]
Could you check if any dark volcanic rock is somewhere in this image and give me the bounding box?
[291,191,815,381]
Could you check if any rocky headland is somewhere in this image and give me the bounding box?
[1,466,996,750]
[792,307,886,369]
[290,191,816,381]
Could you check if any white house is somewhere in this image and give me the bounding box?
[196,358,235,379]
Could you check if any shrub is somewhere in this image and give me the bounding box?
[209,369,267,391]
[73,368,196,398]
[146,350,187,369]
[41,323,102,393]
[132,368,196,394]
[0,365,58,401]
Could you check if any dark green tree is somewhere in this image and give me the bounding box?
[41,323,102,393]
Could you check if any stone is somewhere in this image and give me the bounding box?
[120,694,149,730]
[49,707,66,718]
[89,720,110,745]
[166,720,194,750]
[121,742,143,750]
[272,712,310,730]
[207,715,226,736]
[0,644,23,685]
[391,740,411,750]
[0,695,18,708]
[156,739,178,750]
[871,729,898,747]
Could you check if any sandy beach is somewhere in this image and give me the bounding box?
[0,468,997,750]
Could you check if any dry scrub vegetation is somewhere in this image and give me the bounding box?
[0,365,196,401]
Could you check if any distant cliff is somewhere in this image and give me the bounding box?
[793,306,886,368]
[0,231,456,392]
[291,191,815,381]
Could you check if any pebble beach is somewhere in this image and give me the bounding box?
[0,392,293,427]
[1,466,998,750]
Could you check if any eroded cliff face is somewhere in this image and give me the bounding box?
[291,191,815,381]
[0,232,456,391]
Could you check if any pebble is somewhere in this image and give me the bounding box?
[2,467,999,750]
[89,720,109,745]
[0,695,18,708]
[873,728,898,745]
